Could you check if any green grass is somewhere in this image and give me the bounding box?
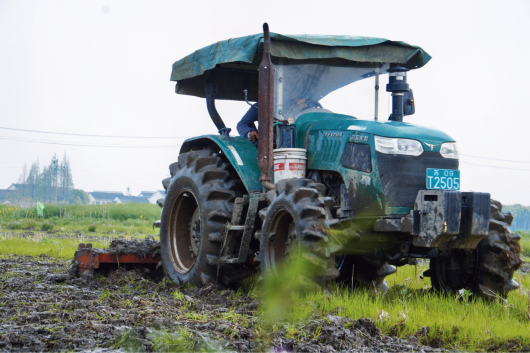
[0,203,161,221]
[257,265,530,351]
[0,203,161,236]
[0,233,112,259]
[319,265,530,351]
[256,233,530,352]
[515,231,530,259]
[0,204,161,259]
[115,326,228,352]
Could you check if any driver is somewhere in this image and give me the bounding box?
[237,99,322,145]
[236,103,259,145]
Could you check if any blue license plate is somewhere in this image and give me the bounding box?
[426,168,460,190]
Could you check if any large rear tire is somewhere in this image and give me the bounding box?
[260,178,340,281]
[428,200,521,299]
[159,148,245,288]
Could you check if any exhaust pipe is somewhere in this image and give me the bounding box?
[258,23,275,191]
[386,65,409,122]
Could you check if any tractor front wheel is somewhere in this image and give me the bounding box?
[260,178,340,281]
[428,200,522,299]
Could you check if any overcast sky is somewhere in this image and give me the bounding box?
[1,0,529,205]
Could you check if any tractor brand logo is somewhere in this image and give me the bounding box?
[424,142,440,151]
[323,132,342,138]
[350,135,369,143]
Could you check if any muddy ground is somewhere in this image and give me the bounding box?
[0,254,454,353]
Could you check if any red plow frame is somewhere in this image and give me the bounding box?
[73,243,160,277]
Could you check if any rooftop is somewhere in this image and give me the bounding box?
[115,196,149,204]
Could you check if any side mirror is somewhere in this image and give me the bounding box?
[404,89,415,116]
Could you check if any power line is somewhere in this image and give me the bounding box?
[0,167,161,183]
[461,154,530,164]
[460,161,530,172]
[71,168,161,182]
[69,162,165,177]
[0,126,192,139]
[0,135,183,148]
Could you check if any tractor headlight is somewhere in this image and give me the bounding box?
[440,142,459,159]
[374,136,423,156]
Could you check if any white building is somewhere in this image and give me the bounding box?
[88,191,125,205]
[138,190,165,205]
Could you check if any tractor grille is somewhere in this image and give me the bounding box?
[376,152,459,208]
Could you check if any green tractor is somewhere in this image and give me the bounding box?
[158,24,521,298]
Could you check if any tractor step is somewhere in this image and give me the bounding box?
[221,193,266,264]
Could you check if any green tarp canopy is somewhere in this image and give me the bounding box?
[171,33,431,101]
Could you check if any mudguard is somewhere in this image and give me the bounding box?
[180,135,263,193]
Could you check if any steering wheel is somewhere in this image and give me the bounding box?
[284,98,326,120]
[304,99,323,109]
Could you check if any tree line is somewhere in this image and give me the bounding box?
[503,204,530,231]
[10,153,89,204]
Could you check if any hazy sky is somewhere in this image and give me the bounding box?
[1,0,529,205]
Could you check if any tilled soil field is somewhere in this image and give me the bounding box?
[0,255,447,352]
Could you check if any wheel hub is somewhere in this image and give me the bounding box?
[189,208,201,257]
[168,189,200,274]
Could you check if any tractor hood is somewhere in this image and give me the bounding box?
[295,112,455,149]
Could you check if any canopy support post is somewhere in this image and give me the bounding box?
[205,83,231,141]
[374,67,379,122]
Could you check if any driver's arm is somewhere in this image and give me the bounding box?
[237,104,258,139]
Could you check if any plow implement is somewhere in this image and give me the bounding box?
[69,238,162,279]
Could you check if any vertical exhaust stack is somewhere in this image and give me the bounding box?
[258,23,275,190]
[386,65,410,122]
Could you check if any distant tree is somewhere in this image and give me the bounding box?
[15,153,86,204]
[72,189,90,204]
[39,163,52,202]
[17,163,28,199]
[59,152,74,202]
[504,204,530,231]
[26,160,40,200]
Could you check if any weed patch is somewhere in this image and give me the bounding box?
[40,223,53,231]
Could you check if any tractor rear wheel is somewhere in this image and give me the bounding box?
[428,200,521,299]
[259,178,340,281]
[159,148,245,288]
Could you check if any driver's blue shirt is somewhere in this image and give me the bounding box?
[236,104,258,138]
[237,103,277,147]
